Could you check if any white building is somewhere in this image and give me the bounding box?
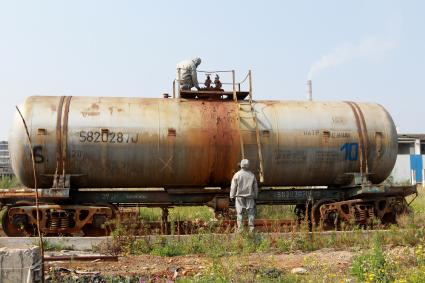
[390,134,425,185]
[0,141,14,179]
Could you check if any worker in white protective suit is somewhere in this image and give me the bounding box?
[176,58,202,90]
[230,159,259,232]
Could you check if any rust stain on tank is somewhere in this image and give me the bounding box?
[81,103,101,117]
[108,106,125,115]
[206,102,240,185]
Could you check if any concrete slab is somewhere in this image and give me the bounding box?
[0,237,108,251]
[0,246,42,283]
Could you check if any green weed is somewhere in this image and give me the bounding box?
[151,238,186,257]
[139,206,214,222]
[0,177,20,189]
[38,239,74,251]
[351,234,394,282]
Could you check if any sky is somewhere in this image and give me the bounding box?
[0,0,424,140]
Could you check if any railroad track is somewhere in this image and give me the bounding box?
[116,218,297,235]
[1,217,398,237]
[0,218,297,236]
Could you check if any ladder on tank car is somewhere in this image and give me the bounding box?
[232,70,264,183]
[173,68,265,183]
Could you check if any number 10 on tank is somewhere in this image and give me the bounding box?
[340,143,359,161]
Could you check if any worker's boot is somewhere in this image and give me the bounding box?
[236,213,243,233]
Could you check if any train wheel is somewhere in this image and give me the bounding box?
[311,199,335,230]
[376,197,411,226]
[1,207,34,237]
[82,224,109,237]
[82,204,117,236]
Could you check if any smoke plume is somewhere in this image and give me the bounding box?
[307,36,397,80]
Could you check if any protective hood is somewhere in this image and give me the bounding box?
[240,159,250,169]
[192,57,201,67]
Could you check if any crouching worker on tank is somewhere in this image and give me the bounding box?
[230,159,259,232]
[176,57,202,90]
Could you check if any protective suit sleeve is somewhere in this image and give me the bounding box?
[191,67,199,88]
[230,174,238,198]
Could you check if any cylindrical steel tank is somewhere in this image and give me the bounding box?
[9,96,397,188]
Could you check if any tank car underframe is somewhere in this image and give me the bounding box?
[316,196,409,229]
[0,184,417,236]
[1,204,114,237]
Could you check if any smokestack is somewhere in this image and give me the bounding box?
[307,80,312,101]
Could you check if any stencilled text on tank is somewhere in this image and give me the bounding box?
[269,190,341,201]
[303,130,351,138]
[303,130,320,136]
[314,151,339,163]
[330,131,351,138]
[274,150,307,164]
[79,130,140,144]
[71,150,84,160]
[332,116,345,124]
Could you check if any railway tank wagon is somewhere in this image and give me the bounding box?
[10,96,397,188]
[1,74,415,236]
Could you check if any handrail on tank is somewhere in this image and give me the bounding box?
[174,68,252,100]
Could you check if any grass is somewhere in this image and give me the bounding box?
[103,223,425,256]
[349,235,425,283]
[37,239,75,251]
[139,206,215,222]
[138,205,296,222]
[3,179,418,281]
[0,177,20,189]
[90,185,425,282]
[105,186,425,257]
[408,185,425,213]
[350,234,392,282]
[94,226,425,282]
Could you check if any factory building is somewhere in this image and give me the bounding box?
[391,134,425,185]
[0,141,14,179]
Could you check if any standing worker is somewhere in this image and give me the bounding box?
[176,57,202,90]
[230,159,259,232]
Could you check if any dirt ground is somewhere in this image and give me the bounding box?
[45,248,354,281]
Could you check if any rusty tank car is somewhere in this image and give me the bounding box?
[10,97,396,188]
[0,71,416,236]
